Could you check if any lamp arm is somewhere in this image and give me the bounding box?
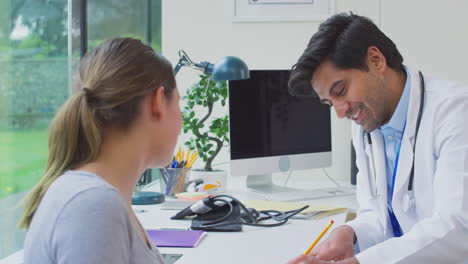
[174,50,249,80]
[174,50,201,74]
[174,57,186,74]
[195,61,214,76]
[174,50,215,76]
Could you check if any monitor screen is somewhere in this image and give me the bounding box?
[229,70,331,161]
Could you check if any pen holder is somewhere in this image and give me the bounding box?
[159,168,191,196]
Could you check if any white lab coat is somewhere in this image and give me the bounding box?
[346,67,468,264]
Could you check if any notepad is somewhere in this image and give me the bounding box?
[242,200,347,219]
[146,229,207,248]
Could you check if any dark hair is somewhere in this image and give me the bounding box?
[289,12,404,96]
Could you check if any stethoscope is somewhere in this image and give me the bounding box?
[366,71,425,201]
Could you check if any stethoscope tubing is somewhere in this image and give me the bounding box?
[366,71,425,198]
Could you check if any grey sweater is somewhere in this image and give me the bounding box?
[24,170,165,264]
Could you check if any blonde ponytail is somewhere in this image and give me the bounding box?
[18,37,175,229]
[18,92,102,229]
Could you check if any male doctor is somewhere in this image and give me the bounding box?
[288,13,468,264]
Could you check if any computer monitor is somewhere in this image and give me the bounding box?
[228,70,332,194]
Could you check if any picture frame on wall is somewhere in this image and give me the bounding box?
[233,0,335,22]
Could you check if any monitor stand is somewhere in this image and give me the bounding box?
[246,174,355,202]
[246,174,297,193]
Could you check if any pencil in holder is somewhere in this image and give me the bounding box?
[159,168,191,196]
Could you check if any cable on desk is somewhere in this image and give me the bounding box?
[322,168,341,188]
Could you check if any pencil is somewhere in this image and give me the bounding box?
[303,220,334,255]
[185,149,191,164]
[176,147,182,162]
[179,147,184,162]
[186,152,198,168]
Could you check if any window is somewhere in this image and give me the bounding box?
[0,0,68,258]
[87,0,162,52]
[0,0,161,259]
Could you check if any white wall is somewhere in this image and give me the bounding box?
[162,0,468,185]
[162,0,366,184]
[381,0,468,84]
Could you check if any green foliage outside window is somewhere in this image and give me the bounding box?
[0,0,162,197]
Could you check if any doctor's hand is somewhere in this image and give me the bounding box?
[309,225,356,261]
[288,255,359,264]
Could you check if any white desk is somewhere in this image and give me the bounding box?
[1,173,357,264]
[135,173,357,264]
[136,201,350,264]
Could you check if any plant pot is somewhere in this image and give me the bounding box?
[189,169,227,194]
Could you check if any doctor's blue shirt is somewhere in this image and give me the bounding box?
[379,66,411,237]
[380,66,411,202]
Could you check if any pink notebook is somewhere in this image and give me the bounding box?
[146,229,207,248]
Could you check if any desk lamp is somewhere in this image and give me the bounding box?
[132,51,249,205]
[174,50,249,81]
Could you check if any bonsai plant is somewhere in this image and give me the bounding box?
[182,73,229,171]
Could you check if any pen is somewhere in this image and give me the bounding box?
[171,160,178,168]
[303,220,334,255]
[178,161,186,168]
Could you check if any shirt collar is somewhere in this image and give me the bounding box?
[380,65,411,133]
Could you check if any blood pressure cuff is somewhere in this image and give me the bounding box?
[191,201,242,232]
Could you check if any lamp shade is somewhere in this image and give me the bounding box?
[209,56,250,81]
